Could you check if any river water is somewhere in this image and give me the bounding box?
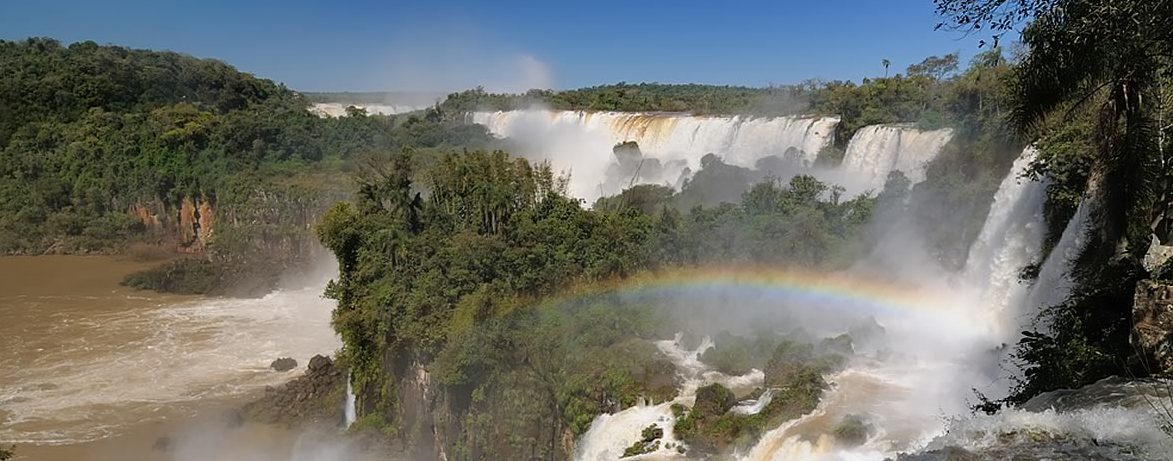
[0,256,344,460]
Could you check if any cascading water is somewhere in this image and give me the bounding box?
[1025,197,1096,311]
[471,110,839,200]
[311,102,431,117]
[838,124,954,193]
[473,111,839,167]
[344,373,357,428]
[960,147,1049,341]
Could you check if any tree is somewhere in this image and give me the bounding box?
[907,54,960,81]
[882,59,891,78]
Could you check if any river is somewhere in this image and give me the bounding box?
[0,256,346,460]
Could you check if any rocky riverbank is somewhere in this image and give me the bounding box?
[242,355,347,427]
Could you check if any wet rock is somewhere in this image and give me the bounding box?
[891,446,978,461]
[1143,237,1173,273]
[308,354,331,372]
[242,354,345,427]
[270,357,298,372]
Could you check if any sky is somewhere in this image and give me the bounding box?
[0,0,1001,93]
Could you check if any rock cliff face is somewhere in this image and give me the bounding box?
[127,195,215,252]
[1132,280,1173,373]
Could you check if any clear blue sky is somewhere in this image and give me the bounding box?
[0,0,998,92]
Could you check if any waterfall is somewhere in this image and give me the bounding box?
[472,110,838,167]
[470,110,839,201]
[1024,198,1095,312]
[344,373,356,428]
[960,147,1049,339]
[838,124,954,192]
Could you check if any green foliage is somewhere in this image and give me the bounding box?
[0,38,496,255]
[937,0,1173,403]
[322,144,883,459]
[623,424,665,457]
[122,257,224,294]
[699,331,783,375]
[439,83,788,116]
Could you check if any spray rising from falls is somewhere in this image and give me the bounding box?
[471,110,839,200]
[472,110,955,200]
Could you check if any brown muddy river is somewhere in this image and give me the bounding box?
[0,256,349,460]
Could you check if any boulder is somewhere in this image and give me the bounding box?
[308,354,332,372]
[270,357,298,372]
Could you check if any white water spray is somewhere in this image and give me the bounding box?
[344,373,357,428]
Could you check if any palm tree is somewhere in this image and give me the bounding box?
[882,59,891,78]
[1010,0,1172,261]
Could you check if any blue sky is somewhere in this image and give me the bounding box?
[0,0,999,92]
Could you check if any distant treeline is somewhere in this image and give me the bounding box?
[0,38,494,260]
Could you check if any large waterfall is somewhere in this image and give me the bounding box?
[472,111,839,167]
[471,110,839,200]
[839,124,955,192]
[470,110,954,200]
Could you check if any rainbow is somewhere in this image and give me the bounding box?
[540,265,949,316]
